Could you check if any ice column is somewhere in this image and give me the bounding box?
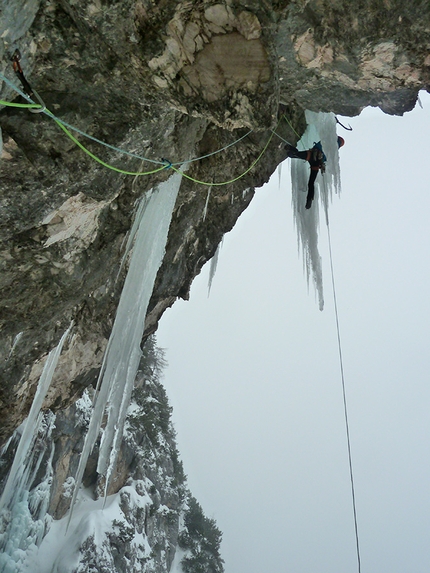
[290,111,341,310]
[0,325,71,573]
[0,326,71,514]
[68,171,183,519]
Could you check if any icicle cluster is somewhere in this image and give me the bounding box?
[0,326,72,573]
[290,111,342,310]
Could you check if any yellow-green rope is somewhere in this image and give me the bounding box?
[0,95,281,183]
[170,118,282,187]
[0,99,42,109]
[283,113,302,139]
[52,116,167,176]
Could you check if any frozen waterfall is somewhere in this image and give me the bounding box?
[0,171,182,572]
[68,171,183,520]
[0,325,72,573]
[290,111,342,310]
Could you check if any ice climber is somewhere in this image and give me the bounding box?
[285,136,345,209]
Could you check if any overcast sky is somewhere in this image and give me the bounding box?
[157,91,430,573]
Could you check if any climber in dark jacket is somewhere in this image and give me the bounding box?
[285,137,344,209]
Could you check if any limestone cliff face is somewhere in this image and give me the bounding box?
[1,0,429,444]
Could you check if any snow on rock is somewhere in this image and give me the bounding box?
[0,335,225,573]
[34,484,153,573]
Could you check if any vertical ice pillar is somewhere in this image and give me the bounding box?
[0,326,71,514]
[68,171,183,519]
[289,111,341,310]
[0,326,71,573]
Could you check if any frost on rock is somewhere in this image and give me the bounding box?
[290,111,342,310]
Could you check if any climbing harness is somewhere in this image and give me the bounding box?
[335,116,353,131]
[11,50,46,113]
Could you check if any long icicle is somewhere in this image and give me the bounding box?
[0,324,72,513]
[67,171,183,527]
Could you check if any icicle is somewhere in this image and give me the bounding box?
[68,171,183,525]
[117,189,153,281]
[0,324,71,573]
[277,162,283,190]
[290,111,342,311]
[208,238,223,296]
[0,325,72,514]
[202,186,212,222]
[7,331,23,361]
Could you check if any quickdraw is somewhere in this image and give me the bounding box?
[11,49,46,113]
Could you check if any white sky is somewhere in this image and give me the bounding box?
[157,92,430,573]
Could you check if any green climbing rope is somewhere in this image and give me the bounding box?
[170,118,282,187]
[0,99,42,109]
[51,115,168,176]
[0,73,282,183]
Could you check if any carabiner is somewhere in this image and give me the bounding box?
[11,49,46,113]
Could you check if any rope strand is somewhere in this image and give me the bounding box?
[0,73,254,170]
[0,73,278,186]
[325,208,362,573]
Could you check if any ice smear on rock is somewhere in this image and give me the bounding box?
[202,185,212,222]
[68,172,183,523]
[290,111,342,310]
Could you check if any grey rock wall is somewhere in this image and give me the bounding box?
[0,0,429,446]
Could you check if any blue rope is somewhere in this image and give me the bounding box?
[0,72,254,167]
[181,129,253,165]
[271,129,294,146]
